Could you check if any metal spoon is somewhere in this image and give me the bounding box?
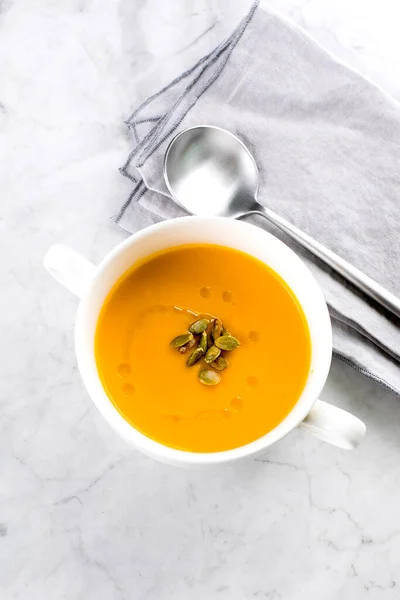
[164,125,400,319]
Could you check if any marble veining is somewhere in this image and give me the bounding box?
[1,1,400,598]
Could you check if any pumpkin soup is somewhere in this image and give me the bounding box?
[95,244,311,452]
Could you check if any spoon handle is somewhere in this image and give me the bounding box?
[254,204,400,319]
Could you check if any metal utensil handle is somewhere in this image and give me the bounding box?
[254,204,400,319]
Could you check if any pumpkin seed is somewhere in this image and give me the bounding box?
[186,347,204,367]
[215,335,240,351]
[199,331,208,353]
[205,345,221,363]
[212,318,223,341]
[189,318,209,334]
[179,338,196,354]
[198,369,221,386]
[211,356,228,371]
[222,327,231,337]
[170,332,193,348]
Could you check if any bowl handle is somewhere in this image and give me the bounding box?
[298,400,366,450]
[44,244,96,299]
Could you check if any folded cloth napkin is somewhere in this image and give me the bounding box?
[117,0,400,394]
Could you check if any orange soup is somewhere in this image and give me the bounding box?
[95,244,311,452]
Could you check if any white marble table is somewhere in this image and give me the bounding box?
[1,1,400,598]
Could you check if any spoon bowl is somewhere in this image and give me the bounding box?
[164,125,259,218]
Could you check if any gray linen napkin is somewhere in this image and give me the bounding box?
[117,0,400,394]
